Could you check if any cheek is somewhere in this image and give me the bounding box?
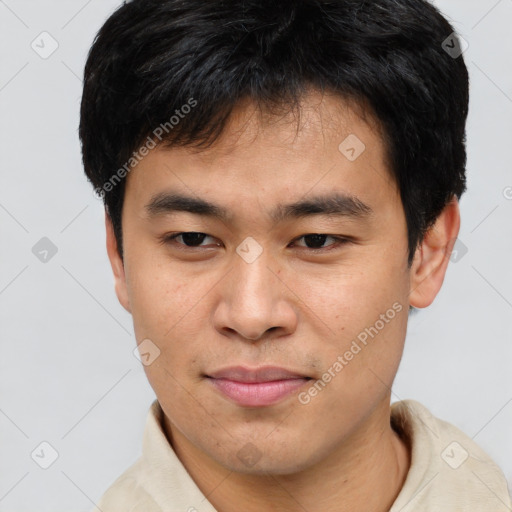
[126,257,218,388]
[126,254,204,340]
[296,255,407,330]
[302,256,409,386]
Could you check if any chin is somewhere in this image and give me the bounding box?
[227,458,311,476]
[215,443,319,476]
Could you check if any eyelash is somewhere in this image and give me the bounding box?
[159,232,351,252]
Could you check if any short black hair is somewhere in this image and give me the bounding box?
[79,0,469,265]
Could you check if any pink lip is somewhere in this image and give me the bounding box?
[206,366,311,407]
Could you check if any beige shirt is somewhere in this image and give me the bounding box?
[93,399,512,512]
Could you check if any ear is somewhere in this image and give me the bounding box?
[105,210,132,314]
[409,197,461,309]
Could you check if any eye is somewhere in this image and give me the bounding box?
[291,234,349,251]
[159,232,350,252]
[160,232,219,248]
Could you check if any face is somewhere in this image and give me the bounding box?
[106,91,449,475]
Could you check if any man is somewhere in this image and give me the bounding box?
[80,0,511,510]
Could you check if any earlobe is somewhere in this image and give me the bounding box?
[409,197,461,309]
[105,211,132,314]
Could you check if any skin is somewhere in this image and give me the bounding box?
[105,89,460,512]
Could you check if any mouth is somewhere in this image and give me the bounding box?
[205,365,313,407]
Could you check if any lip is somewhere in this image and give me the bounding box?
[206,366,311,407]
[207,365,310,382]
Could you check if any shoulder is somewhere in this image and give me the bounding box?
[390,399,512,511]
[90,458,161,512]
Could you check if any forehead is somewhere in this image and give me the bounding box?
[179,90,387,163]
[123,90,396,221]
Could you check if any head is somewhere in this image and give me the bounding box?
[80,0,468,475]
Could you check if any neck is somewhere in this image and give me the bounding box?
[164,398,410,512]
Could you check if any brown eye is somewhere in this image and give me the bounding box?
[292,234,349,250]
[160,232,218,248]
[175,232,208,247]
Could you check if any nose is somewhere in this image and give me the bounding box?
[212,249,298,342]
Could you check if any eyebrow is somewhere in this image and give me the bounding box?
[144,191,373,224]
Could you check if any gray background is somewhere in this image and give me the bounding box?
[0,0,511,510]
